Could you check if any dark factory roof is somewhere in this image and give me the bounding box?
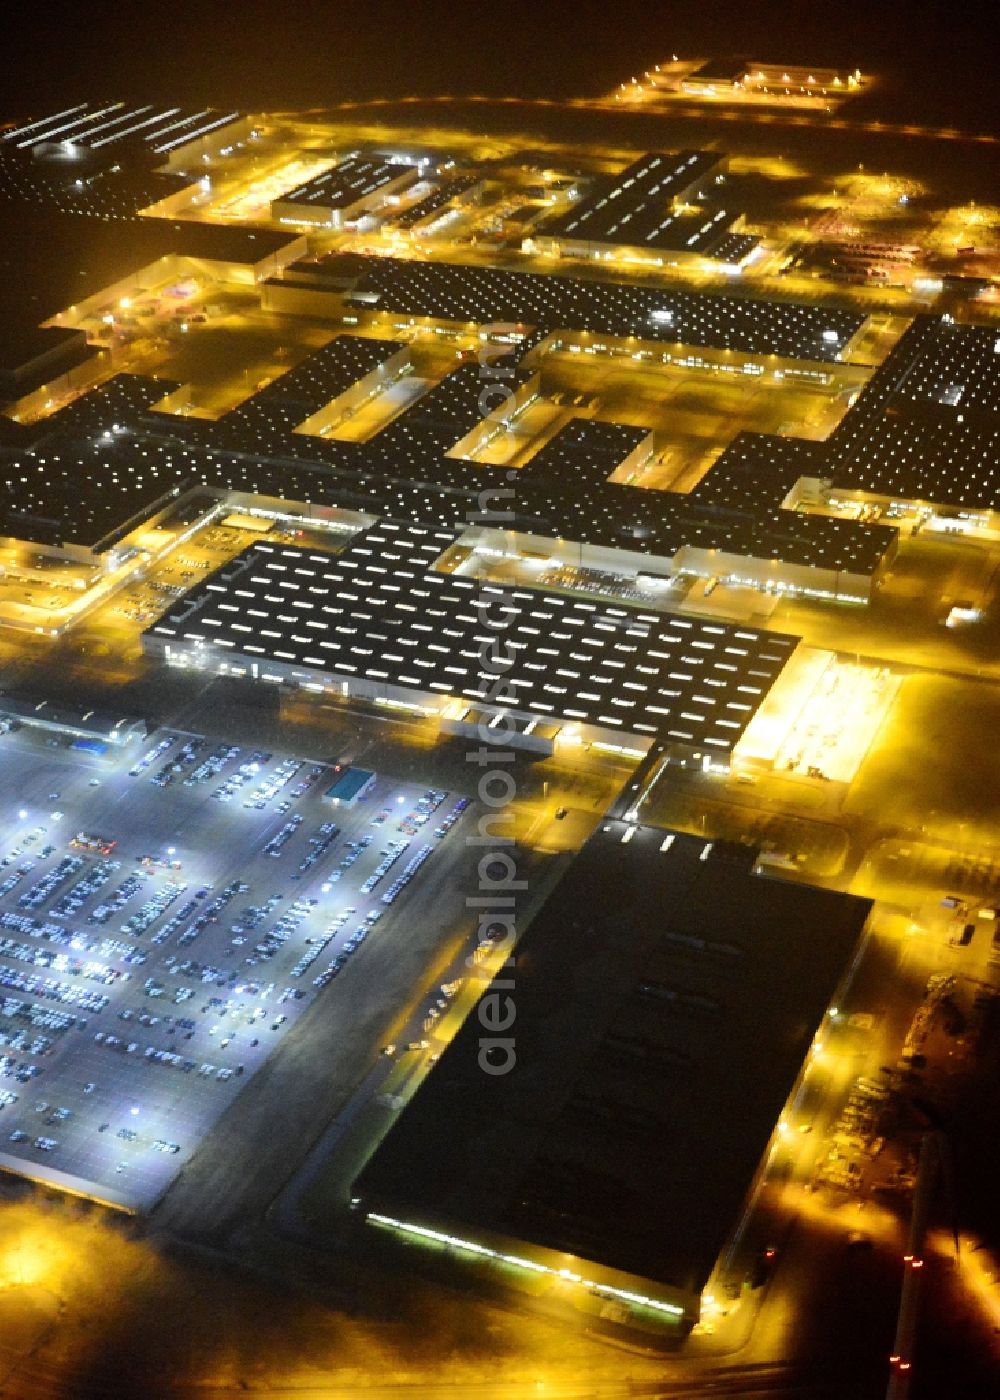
[281,252,863,362]
[274,155,418,213]
[355,820,871,1300]
[392,175,480,230]
[0,329,893,577]
[826,315,1000,510]
[0,102,244,157]
[516,477,893,577]
[226,334,402,443]
[536,150,746,258]
[690,433,821,510]
[520,419,651,490]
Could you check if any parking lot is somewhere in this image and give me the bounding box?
[0,723,471,1212]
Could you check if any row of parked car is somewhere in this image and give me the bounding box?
[360,840,410,895]
[184,743,240,787]
[381,845,433,905]
[122,880,188,937]
[395,788,448,836]
[326,832,373,886]
[89,873,145,927]
[128,733,176,778]
[19,856,83,911]
[93,1029,239,1083]
[150,737,206,788]
[243,758,303,809]
[264,815,302,858]
[213,749,273,803]
[297,822,339,876]
[312,909,383,989]
[0,910,140,969]
[0,961,109,1014]
[49,858,120,920]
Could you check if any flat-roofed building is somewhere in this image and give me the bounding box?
[518,419,654,490]
[0,101,249,165]
[0,325,97,400]
[825,316,1000,519]
[740,63,862,101]
[390,175,486,234]
[353,820,872,1333]
[263,251,864,362]
[271,155,420,229]
[324,766,376,807]
[142,523,802,761]
[528,150,758,269]
[224,334,412,444]
[680,59,861,103]
[680,57,749,94]
[0,696,145,745]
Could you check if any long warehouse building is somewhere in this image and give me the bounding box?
[353,821,873,1333]
[142,522,802,760]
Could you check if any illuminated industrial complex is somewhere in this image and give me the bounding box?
[0,60,999,1395]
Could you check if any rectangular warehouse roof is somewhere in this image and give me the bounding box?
[536,150,744,257]
[393,175,480,229]
[520,419,651,490]
[826,315,1000,510]
[145,523,800,750]
[0,324,891,582]
[355,821,872,1302]
[324,766,375,803]
[284,252,864,362]
[275,155,418,213]
[0,695,145,742]
[225,334,403,440]
[516,473,893,577]
[0,102,244,156]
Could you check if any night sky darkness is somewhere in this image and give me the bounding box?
[0,0,997,132]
